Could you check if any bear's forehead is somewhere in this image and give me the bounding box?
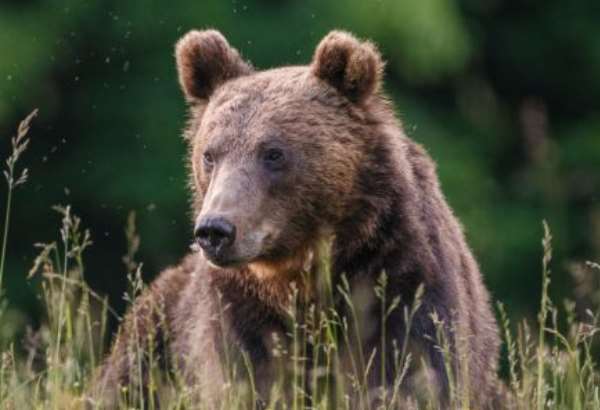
[210,67,314,110]
[201,67,332,132]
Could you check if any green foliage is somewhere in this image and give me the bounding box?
[337,0,472,82]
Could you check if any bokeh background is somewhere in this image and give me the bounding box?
[0,0,599,335]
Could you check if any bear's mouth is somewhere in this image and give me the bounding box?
[200,240,307,277]
[200,242,268,269]
[201,249,255,269]
[193,224,275,268]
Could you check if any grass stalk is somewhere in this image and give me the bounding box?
[536,220,552,410]
[0,109,38,294]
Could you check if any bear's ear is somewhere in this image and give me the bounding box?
[175,30,253,102]
[311,31,384,103]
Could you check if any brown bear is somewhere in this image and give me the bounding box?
[90,29,501,409]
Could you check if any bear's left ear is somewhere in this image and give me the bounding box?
[175,29,253,103]
[311,31,384,103]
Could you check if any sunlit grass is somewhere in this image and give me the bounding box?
[0,113,598,409]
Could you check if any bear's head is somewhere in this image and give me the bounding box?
[175,30,388,278]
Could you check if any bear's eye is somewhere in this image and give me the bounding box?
[203,152,214,168]
[262,148,285,171]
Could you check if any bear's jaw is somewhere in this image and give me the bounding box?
[228,237,333,311]
[247,232,334,281]
[247,249,314,281]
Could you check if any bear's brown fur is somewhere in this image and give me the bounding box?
[91,29,501,409]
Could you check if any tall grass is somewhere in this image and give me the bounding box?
[0,113,598,409]
[0,109,37,294]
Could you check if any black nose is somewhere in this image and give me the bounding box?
[194,217,236,257]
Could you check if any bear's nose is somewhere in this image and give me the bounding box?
[194,216,236,258]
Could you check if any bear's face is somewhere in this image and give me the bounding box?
[176,30,384,276]
[191,70,357,269]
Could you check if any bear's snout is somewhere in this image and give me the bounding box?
[194,216,236,263]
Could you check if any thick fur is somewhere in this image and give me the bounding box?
[91,30,501,409]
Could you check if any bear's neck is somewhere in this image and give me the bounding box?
[331,125,442,286]
[331,157,400,279]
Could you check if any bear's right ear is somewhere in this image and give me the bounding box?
[311,31,384,104]
[175,30,253,103]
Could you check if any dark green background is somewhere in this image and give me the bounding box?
[1,0,599,330]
